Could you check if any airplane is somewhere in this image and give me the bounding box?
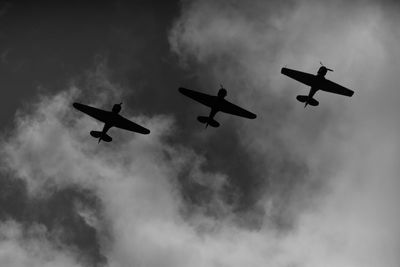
[73,102,150,143]
[178,85,257,128]
[281,63,354,107]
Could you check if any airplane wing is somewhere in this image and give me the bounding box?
[178,87,216,108]
[73,102,111,123]
[218,99,257,119]
[281,67,316,87]
[320,79,354,97]
[113,115,150,134]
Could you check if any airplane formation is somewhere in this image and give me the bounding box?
[73,63,354,142]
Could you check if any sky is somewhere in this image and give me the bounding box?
[0,0,399,267]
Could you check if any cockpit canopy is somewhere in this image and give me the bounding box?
[112,103,122,113]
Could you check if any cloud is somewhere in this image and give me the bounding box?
[0,220,84,267]
[168,0,400,266]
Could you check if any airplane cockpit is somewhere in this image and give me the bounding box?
[112,103,122,113]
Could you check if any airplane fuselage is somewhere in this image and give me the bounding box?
[207,88,227,119]
[303,67,329,107]
[200,88,227,128]
[100,122,112,135]
[97,103,122,142]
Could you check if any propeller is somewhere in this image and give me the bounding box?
[320,62,333,72]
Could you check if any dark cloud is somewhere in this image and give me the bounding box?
[0,1,181,125]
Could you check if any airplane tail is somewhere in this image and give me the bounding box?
[90,131,102,138]
[296,95,319,107]
[90,131,112,143]
[197,116,220,128]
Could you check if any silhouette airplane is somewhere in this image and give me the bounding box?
[281,63,354,107]
[73,102,150,143]
[178,85,257,128]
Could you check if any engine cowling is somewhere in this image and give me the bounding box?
[112,103,122,113]
[317,66,328,77]
[217,88,227,98]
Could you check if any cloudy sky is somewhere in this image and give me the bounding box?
[0,0,399,266]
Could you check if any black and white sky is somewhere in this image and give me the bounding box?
[0,0,399,266]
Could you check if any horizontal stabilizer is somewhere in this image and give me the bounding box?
[102,134,112,142]
[197,116,220,128]
[90,131,102,138]
[296,95,319,106]
[308,98,319,106]
[90,131,112,142]
[296,95,308,103]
